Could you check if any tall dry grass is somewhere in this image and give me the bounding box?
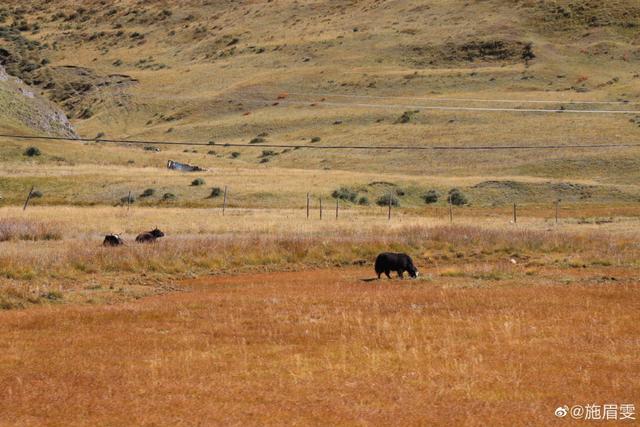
[0,218,62,242]
[2,206,639,308]
[1,223,637,281]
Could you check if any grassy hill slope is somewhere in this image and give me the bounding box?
[1,0,640,207]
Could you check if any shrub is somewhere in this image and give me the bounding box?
[30,190,43,198]
[522,43,535,61]
[209,187,222,198]
[423,190,439,204]
[140,188,155,198]
[358,196,370,206]
[191,178,205,186]
[120,194,134,204]
[162,192,176,201]
[24,146,41,157]
[79,108,93,119]
[331,186,358,202]
[395,188,406,196]
[259,158,270,163]
[395,110,419,124]
[230,152,240,158]
[448,188,468,206]
[376,194,399,207]
[250,137,265,144]
[311,136,321,143]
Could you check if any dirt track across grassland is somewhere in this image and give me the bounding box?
[0,267,638,426]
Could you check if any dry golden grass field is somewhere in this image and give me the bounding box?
[1,208,639,425]
[2,0,640,425]
[0,268,638,425]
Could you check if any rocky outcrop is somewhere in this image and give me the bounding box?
[0,65,76,138]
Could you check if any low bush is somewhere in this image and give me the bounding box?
[140,188,155,198]
[191,178,205,186]
[423,190,439,204]
[78,108,93,119]
[331,186,358,202]
[448,188,468,206]
[24,146,41,157]
[162,192,176,201]
[209,187,222,198]
[120,194,135,204]
[376,194,400,207]
[395,110,419,124]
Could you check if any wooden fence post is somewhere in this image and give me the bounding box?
[513,203,517,223]
[319,197,323,220]
[23,186,34,211]
[306,193,310,219]
[555,199,559,224]
[127,190,132,211]
[335,198,339,219]
[448,195,453,223]
[222,186,228,216]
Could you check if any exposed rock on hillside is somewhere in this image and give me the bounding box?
[0,64,76,137]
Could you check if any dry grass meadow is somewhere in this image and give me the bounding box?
[2,0,640,425]
[0,268,638,425]
[1,206,640,424]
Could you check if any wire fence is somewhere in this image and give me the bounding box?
[4,133,639,226]
[17,183,636,227]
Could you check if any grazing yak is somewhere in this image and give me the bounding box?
[103,234,124,247]
[375,252,419,279]
[135,227,165,243]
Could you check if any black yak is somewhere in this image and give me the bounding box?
[135,227,165,243]
[375,252,419,279]
[103,234,124,246]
